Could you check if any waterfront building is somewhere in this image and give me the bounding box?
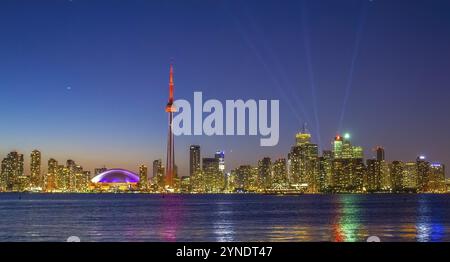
[215,151,225,172]
[429,163,446,193]
[403,162,418,191]
[189,145,201,177]
[30,150,42,189]
[333,135,343,159]
[202,157,224,193]
[45,158,58,192]
[366,159,381,192]
[0,151,25,191]
[319,150,333,192]
[180,176,191,193]
[272,158,288,190]
[258,157,272,190]
[91,169,139,192]
[139,164,148,191]
[417,156,430,193]
[390,161,405,192]
[289,127,319,193]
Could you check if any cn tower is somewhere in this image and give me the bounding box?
[165,64,176,189]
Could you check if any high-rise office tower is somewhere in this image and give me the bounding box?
[429,163,446,193]
[333,135,343,159]
[295,124,312,146]
[189,145,201,177]
[215,151,225,172]
[289,127,319,192]
[352,146,364,159]
[417,155,430,193]
[30,150,42,188]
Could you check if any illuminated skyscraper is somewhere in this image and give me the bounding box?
[333,135,343,159]
[152,159,165,189]
[272,158,288,189]
[66,159,76,191]
[352,158,365,192]
[319,150,333,192]
[30,150,42,188]
[215,151,225,172]
[231,165,258,192]
[390,161,405,192]
[403,162,418,191]
[0,152,24,191]
[352,146,364,159]
[417,155,430,193]
[139,164,148,190]
[202,157,223,192]
[189,145,201,177]
[295,124,312,146]
[258,157,272,190]
[366,159,381,192]
[46,158,58,192]
[165,64,176,189]
[153,159,162,178]
[429,163,446,193]
[380,160,390,190]
[289,127,319,192]
[56,165,70,191]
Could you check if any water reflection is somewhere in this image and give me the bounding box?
[159,195,185,241]
[212,201,235,242]
[1,194,450,242]
[416,196,445,242]
[332,195,364,242]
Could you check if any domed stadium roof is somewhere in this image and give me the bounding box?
[91,169,139,183]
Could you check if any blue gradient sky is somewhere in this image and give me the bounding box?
[1,0,450,176]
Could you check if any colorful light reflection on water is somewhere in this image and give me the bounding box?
[0,194,449,242]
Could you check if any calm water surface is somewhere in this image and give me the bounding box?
[0,193,449,242]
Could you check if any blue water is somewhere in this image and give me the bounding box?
[0,193,449,242]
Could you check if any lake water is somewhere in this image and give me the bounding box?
[0,193,449,242]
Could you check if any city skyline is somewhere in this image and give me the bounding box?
[1,128,447,178]
[1,0,450,176]
[0,126,447,194]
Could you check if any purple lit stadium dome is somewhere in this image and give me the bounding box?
[91,169,140,183]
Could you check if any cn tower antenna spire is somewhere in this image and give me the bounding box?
[169,63,174,104]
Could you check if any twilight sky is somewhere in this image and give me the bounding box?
[0,0,449,176]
